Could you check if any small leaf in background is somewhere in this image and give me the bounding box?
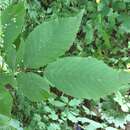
[17,72,50,102]
[50,100,66,108]
[45,57,122,100]
[84,21,94,45]
[97,14,110,48]
[60,96,69,103]
[67,112,77,123]
[114,91,129,112]
[23,10,84,68]
[107,9,117,29]
[112,1,126,10]
[1,2,25,48]
[47,123,60,130]
[69,99,82,107]
[48,111,58,121]
[120,17,130,33]
[118,14,130,33]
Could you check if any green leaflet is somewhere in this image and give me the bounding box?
[45,57,122,100]
[0,86,13,116]
[23,10,84,68]
[16,72,50,102]
[1,2,25,48]
[85,21,94,45]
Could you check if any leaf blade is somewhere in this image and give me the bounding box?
[1,2,25,48]
[45,57,122,100]
[17,72,50,102]
[23,10,84,68]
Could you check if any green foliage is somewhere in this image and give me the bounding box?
[0,114,11,126]
[1,0,130,129]
[23,10,84,68]
[1,2,25,49]
[0,0,12,10]
[0,87,12,116]
[17,72,50,101]
[14,93,130,130]
[45,57,122,99]
[0,2,86,119]
[0,114,23,130]
[0,73,16,87]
